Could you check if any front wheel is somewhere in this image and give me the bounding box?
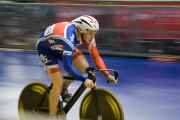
[79,88,124,120]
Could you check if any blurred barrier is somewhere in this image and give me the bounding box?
[0,3,180,59]
[0,3,54,50]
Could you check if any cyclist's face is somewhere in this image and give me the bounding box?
[83,30,97,43]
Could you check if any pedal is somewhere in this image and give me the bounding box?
[62,93,72,103]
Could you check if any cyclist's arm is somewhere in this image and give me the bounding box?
[63,50,86,82]
[87,39,110,77]
[63,26,86,82]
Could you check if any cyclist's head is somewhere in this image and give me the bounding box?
[71,15,99,33]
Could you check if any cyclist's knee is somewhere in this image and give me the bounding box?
[48,71,64,89]
[79,61,89,73]
[52,81,63,93]
[53,79,63,89]
[75,61,89,74]
[72,56,89,73]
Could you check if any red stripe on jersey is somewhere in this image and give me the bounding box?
[45,68,61,74]
[51,68,61,73]
[72,49,83,60]
[53,22,71,36]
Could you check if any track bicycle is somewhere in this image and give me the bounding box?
[18,67,124,120]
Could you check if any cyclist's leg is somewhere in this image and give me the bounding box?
[48,71,63,115]
[63,47,89,88]
[37,40,64,116]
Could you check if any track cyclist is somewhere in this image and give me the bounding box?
[36,15,118,119]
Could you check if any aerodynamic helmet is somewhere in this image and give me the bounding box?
[71,15,99,33]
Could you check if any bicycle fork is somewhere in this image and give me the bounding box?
[91,87,102,120]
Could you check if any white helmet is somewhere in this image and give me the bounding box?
[71,15,99,33]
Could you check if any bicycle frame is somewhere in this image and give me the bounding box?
[32,67,118,118]
[32,76,87,114]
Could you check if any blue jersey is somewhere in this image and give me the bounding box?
[36,22,86,82]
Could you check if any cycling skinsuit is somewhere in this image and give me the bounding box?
[36,22,110,82]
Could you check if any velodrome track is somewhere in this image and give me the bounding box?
[0,50,180,120]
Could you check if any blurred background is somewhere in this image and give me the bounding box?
[1,0,180,58]
[0,0,180,120]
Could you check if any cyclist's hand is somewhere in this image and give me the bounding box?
[84,79,96,88]
[107,75,118,84]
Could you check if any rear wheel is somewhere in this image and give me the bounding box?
[79,88,124,120]
[18,82,50,120]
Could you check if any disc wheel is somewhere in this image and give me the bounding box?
[18,82,49,120]
[79,88,124,120]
